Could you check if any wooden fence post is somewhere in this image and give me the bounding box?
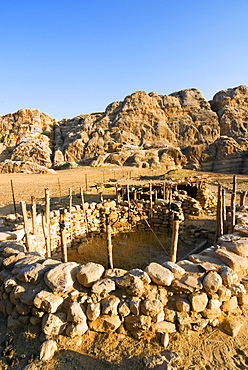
[20,201,31,252]
[222,188,227,234]
[10,180,17,216]
[85,174,88,192]
[80,187,89,233]
[45,188,51,257]
[106,214,113,269]
[60,210,68,263]
[115,184,119,204]
[31,196,37,238]
[230,175,237,233]
[149,182,153,217]
[170,214,180,263]
[240,190,247,207]
[216,185,223,241]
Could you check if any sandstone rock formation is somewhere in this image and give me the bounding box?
[1,85,248,173]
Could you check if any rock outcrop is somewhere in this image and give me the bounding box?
[1,85,248,173]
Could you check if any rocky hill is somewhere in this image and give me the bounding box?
[1,85,248,173]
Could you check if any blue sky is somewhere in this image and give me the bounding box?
[1,0,248,120]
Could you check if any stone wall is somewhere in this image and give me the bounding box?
[1,205,248,343]
[1,186,214,256]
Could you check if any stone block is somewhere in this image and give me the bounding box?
[91,278,116,298]
[86,302,101,321]
[45,262,79,293]
[101,296,120,316]
[221,296,238,312]
[203,271,222,293]
[34,290,63,313]
[191,292,208,312]
[76,262,105,287]
[67,302,87,324]
[145,263,174,286]
[222,317,243,337]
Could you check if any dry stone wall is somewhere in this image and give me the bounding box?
[1,187,214,255]
[0,193,247,343]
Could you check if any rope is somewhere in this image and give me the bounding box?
[133,201,169,256]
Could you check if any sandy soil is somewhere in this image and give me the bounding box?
[1,166,248,369]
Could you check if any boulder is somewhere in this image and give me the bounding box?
[42,313,67,336]
[45,262,79,292]
[101,296,120,316]
[190,292,208,312]
[145,263,174,286]
[66,321,88,338]
[86,302,101,321]
[128,269,151,284]
[213,248,248,276]
[39,339,57,361]
[76,262,105,287]
[124,314,152,332]
[88,315,121,333]
[118,301,130,317]
[220,239,248,257]
[218,266,239,286]
[175,297,191,312]
[116,273,145,296]
[217,286,232,301]
[203,271,222,293]
[67,302,87,324]
[152,321,176,333]
[34,290,64,313]
[141,299,163,317]
[221,296,238,312]
[91,278,116,297]
[222,317,243,337]
[162,261,185,276]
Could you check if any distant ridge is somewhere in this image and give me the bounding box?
[1,85,248,174]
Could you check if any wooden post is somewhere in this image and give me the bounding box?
[42,213,51,257]
[85,174,88,192]
[69,188,72,211]
[230,175,237,233]
[31,196,37,237]
[149,182,153,216]
[20,201,30,251]
[60,210,68,263]
[222,188,227,234]
[106,215,113,269]
[216,185,223,241]
[45,188,51,257]
[155,189,158,201]
[163,182,166,200]
[134,189,137,201]
[10,180,17,216]
[127,184,130,207]
[115,184,119,204]
[80,187,89,233]
[170,214,180,263]
[68,188,73,240]
[80,187,85,208]
[240,190,247,207]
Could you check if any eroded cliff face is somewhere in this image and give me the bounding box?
[0,109,56,172]
[1,85,248,173]
[53,88,219,170]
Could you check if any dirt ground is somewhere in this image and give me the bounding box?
[1,166,248,369]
